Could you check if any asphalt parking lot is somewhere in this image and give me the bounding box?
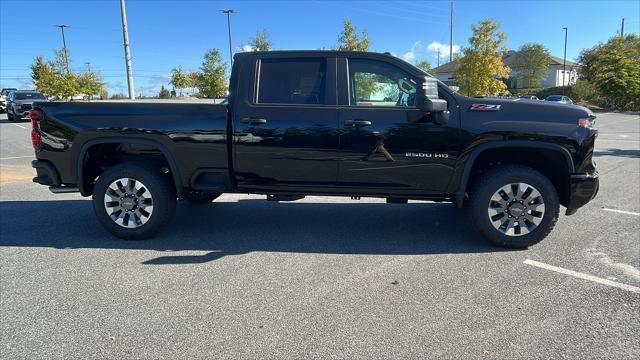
[1,111,638,359]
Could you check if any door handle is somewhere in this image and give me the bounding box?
[345,119,372,126]
[240,117,267,125]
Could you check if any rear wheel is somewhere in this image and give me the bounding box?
[7,111,14,121]
[469,165,559,248]
[92,162,176,240]
[183,190,221,204]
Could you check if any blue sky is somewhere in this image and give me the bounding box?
[1,0,638,95]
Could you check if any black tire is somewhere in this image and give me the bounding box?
[92,162,176,240]
[7,111,14,121]
[182,190,221,204]
[469,165,559,249]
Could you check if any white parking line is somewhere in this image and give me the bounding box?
[11,123,26,129]
[601,208,640,216]
[0,155,33,160]
[524,259,640,294]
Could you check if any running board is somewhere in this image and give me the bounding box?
[49,186,79,194]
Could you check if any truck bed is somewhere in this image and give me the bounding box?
[35,101,231,195]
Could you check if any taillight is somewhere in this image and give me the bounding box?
[29,108,44,151]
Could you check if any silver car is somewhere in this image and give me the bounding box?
[6,90,48,121]
[544,95,573,104]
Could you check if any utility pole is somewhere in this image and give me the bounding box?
[221,9,235,65]
[119,0,135,100]
[437,50,440,67]
[55,25,70,73]
[449,0,454,62]
[562,27,568,95]
[621,18,625,37]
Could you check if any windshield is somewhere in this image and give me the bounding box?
[15,92,47,100]
[546,95,563,101]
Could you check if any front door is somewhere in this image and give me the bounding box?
[337,57,458,194]
[233,56,340,192]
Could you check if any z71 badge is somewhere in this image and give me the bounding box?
[470,103,501,111]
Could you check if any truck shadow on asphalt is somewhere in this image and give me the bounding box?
[0,199,508,264]
[593,148,640,158]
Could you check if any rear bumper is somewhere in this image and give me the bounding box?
[565,171,599,215]
[32,160,79,193]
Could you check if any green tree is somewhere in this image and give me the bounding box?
[511,43,551,88]
[337,19,376,100]
[49,49,80,99]
[158,85,170,99]
[77,69,105,100]
[578,34,640,110]
[170,65,189,96]
[249,29,273,51]
[187,71,202,95]
[337,19,369,51]
[454,19,511,96]
[30,56,56,95]
[415,60,432,73]
[198,49,228,98]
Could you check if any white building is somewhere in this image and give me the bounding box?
[432,50,579,89]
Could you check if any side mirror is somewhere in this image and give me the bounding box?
[417,76,447,113]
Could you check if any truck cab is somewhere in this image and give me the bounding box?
[229,51,455,198]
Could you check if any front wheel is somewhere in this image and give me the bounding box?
[469,165,559,249]
[92,162,176,240]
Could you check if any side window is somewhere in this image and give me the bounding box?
[348,59,417,107]
[257,58,326,105]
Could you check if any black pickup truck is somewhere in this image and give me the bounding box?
[29,51,599,248]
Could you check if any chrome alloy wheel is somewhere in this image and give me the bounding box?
[103,178,154,229]
[487,182,545,236]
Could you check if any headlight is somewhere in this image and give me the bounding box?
[578,115,596,128]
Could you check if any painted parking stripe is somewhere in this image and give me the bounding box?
[524,259,640,294]
[0,155,33,160]
[11,123,26,129]
[601,208,640,216]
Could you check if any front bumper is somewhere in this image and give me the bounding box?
[565,171,599,215]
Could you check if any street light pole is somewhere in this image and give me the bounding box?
[221,9,235,65]
[55,25,70,73]
[449,0,454,62]
[562,27,568,95]
[119,0,135,100]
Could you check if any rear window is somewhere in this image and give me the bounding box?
[15,92,46,100]
[546,95,562,101]
[257,58,326,105]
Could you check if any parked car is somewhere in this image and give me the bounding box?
[29,50,599,248]
[6,90,48,121]
[519,95,539,100]
[0,87,18,113]
[545,95,573,104]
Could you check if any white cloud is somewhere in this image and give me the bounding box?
[402,41,421,62]
[426,41,460,60]
[240,44,254,52]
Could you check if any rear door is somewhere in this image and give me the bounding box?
[336,56,459,194]
[232,55,340,192]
